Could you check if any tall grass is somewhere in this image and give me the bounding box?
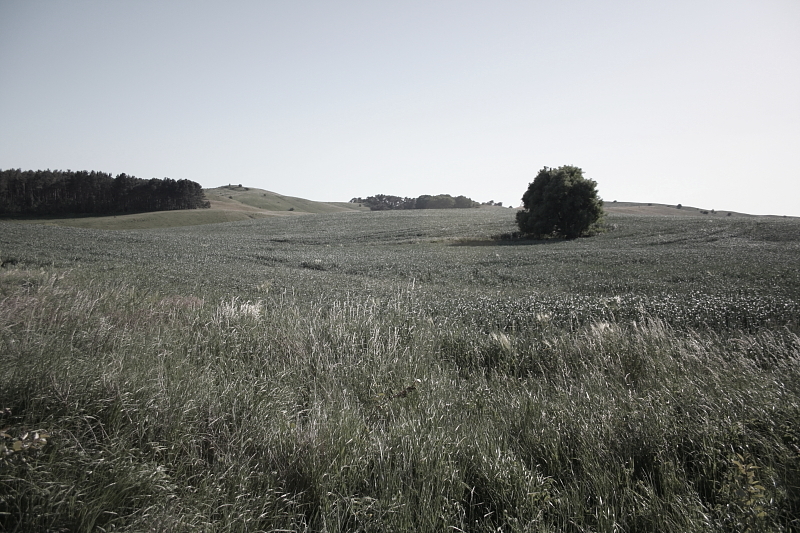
[2,263,798,531]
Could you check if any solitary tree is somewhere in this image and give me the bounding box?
[516,165,603,239]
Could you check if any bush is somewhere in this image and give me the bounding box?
[516,166,603,239]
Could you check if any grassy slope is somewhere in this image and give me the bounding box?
[1,209,799,532]
[205,185,364,214]
[5,186,364,230]
[325,201,372,211]
[17,207,280,230]
[604,201,763,217]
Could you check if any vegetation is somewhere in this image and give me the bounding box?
[350,193,479,211]
[2,186,368,230]
[516,166,604,239]
[206,186,367,215]
[0,169,210,216]
[1,208,799,532]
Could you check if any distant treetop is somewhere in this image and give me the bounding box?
[349,193,479,211]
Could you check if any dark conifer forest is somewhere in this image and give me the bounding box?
[0,169,210,216]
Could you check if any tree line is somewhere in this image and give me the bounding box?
[350,193,479,211]
[0,169,210,216]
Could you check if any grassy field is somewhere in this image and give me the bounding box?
[1,207,799,532]
[5,188,763,232]
[5,186,366,231]
[204,186,369,215]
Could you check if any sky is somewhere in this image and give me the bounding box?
[1,1,798,215]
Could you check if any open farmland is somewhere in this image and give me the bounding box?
[1,208,799,532]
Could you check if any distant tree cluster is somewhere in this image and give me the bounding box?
[0,169,210,216]
[350,194,416,210]
[350,193,479,211]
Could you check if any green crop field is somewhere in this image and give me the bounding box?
[1,207,799,532]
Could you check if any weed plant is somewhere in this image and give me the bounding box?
[1,210,799,531]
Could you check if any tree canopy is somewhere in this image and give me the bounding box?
[516,165,603,239]
[350,193,479,211]
[0,169,210,216]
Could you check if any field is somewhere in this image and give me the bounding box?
[1,207,799,532]
[9,186,367,231]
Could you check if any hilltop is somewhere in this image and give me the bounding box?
[205,185,370,215]
[603,201,766,217]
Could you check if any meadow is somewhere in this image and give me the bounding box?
[1,207,799,532]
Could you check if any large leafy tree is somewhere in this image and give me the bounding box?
[516,165,603,239]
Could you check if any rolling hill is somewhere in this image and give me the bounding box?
[603,201,758,217]
[204,185,369,214]
[2,185,786,231]
[6,186,367,230]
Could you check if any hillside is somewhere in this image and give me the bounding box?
[204,185,369,214]
[4,186,366,230]
[602,201,795,218]
[3,185,790,231]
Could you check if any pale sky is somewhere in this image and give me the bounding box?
[1,1,798,214]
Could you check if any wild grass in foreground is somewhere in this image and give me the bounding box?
[2,210,800,531]
[1,266,798,532]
